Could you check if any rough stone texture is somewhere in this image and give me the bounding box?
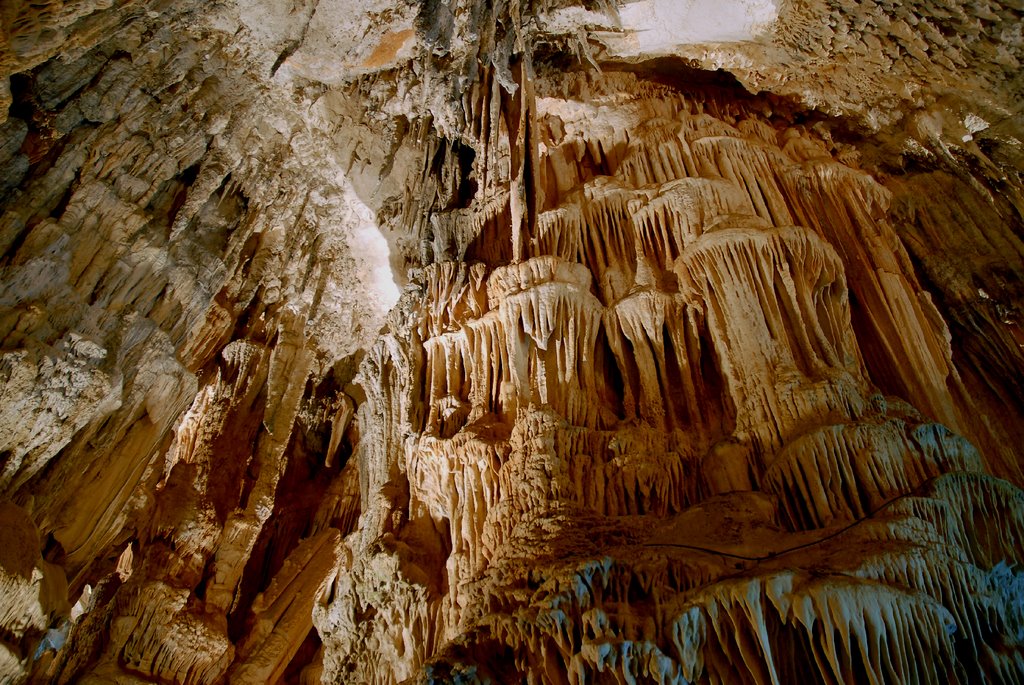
[0,0,1023,683]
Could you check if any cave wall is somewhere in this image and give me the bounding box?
[0,0,1023,683]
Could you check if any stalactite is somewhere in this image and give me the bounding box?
[1,1,1023,683]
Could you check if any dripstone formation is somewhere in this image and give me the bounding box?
[1,1,1023,683]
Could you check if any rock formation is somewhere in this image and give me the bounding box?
[0,0,1023,683]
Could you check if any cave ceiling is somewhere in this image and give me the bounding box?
[1,0,1024,683]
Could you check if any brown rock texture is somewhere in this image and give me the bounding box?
[0,0,1023,683]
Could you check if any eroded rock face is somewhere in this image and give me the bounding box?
[0,0,1023,683]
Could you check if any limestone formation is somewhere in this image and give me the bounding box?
[0,0,1023,684]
